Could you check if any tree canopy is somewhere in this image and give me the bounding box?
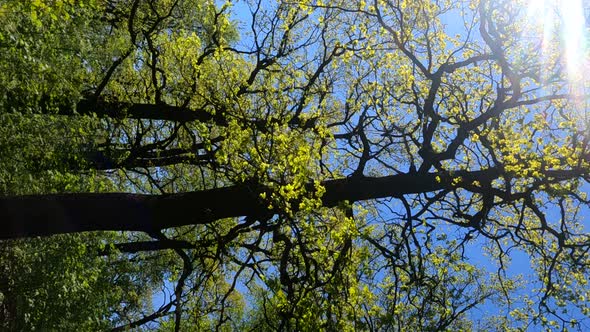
[1,0,590,330]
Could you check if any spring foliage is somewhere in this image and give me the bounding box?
[1,0,590,330]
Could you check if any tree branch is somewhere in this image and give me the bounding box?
[0,168,505,239]
[99,239,194,255]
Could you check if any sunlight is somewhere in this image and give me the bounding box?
[526,0,588,92]
[562,0,586,85]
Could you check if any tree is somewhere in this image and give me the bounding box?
[1,0,590,330]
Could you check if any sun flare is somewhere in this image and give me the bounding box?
[526,0,588,92]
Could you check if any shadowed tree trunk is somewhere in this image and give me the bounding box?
[0,169,503,239]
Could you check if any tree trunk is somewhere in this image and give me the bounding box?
[0,169,504,239]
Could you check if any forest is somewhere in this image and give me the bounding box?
[1,0,589,330]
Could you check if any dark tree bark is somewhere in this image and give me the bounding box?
[98,239,194,255]
[72,99,223,124]
[0,169,503,239]
[51,98,314,130]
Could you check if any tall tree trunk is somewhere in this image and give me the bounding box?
[0,169,503,239]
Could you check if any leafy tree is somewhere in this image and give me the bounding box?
[1,0,590,330]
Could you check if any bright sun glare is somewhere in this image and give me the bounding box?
[526,0,588,92]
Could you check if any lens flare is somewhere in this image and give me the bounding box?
[526,0,588,95]
[562,0,587,85]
